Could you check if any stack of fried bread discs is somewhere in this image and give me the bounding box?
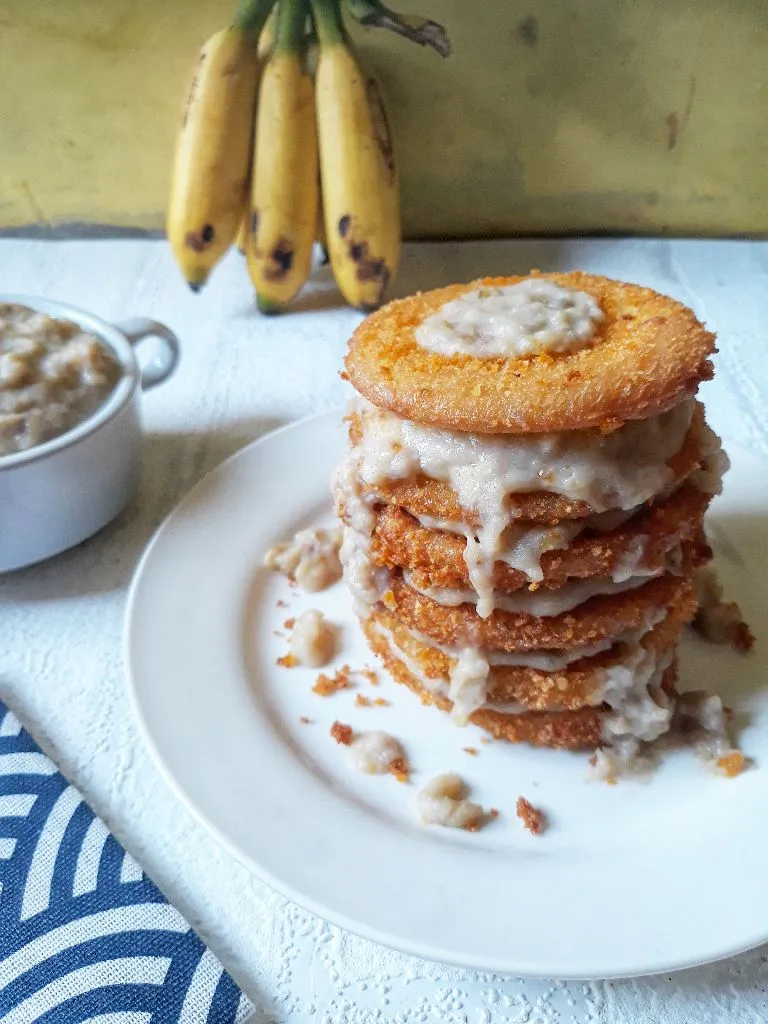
[335,272,723,752]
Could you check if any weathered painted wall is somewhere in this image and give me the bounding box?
[1,0,766,237]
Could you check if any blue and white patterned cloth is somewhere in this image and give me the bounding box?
[0,701,254,1024]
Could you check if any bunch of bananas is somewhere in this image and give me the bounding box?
[166,0,449,312]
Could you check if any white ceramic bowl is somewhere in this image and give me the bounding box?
[0,296,180,572]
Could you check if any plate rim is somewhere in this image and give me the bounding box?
[124,410,768,980]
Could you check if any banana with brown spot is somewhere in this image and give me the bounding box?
[311,0,401,310]
[166,0,274,290]
[247,0,319,312]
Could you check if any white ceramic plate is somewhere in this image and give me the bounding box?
[125,411,768,980]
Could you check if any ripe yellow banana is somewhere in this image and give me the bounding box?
[311,0,400,310]
[247,0,319,312]
[167,2,272,291]
[236,12,277,260]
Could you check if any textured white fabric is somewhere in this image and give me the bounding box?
[1,237,766,1022]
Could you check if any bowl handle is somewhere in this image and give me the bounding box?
[113,318,181,390]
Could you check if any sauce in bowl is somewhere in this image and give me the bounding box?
[0,303,122,457]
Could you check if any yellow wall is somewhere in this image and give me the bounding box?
[1,0,767,237]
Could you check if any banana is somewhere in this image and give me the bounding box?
[247,0,319,312]
[167,3,272,291]
[257,3,278,59]
[311,0,400,310]
[236,12,277,260]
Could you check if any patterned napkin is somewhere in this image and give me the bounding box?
[0,700,254,1023]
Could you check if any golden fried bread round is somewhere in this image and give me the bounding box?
[367,601,690,712]
[363,614,679,749]
[370,484,712,592]
[348,404,705,524]
[383,572,696,652]
[345,272,715,434]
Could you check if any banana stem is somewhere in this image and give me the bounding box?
[276,0,308,53]
[309,0,345,46]
[234,0,277,35]
[257,5,278,56]
[345,0,450,56]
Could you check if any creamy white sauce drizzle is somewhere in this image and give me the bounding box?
[264,526,343,592]
[347,731,404,774]
[689,419,730,495]
[404,622,621,671]
[674,691,737,764]
[403,567,666,617]
[597,649,674,745]
[369,613,666,724]
[289,609,335,668]
[416,514,581,607]
[352,396,696,616]
[333,454,387,610]
[416,773,485,829]
[414,279,605,360]
[448,648,490,725]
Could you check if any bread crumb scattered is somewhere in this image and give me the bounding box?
[330,721,353,745]
[463,746,478,756]
[362,666,379,686]
[480,736,492,745]
[277,599,288,608]
[355,694,371,707]
[313,665,351,696]
[389,756,410,783]
[284,617,296,629]
[516,796,547,835]
[299,716,313,725]
[716,751,746,778]
[277,653,296,668]
[373,697,389,707]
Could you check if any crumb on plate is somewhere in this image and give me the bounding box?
[716,751,746,778]
[312,664,351,696]
[330,721,354,745]
[389,756,410,783]
[516,796,547,835]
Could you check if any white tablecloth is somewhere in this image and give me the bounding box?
[3,237,768,1022]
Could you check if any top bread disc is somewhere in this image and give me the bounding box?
[344,271,716,434]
